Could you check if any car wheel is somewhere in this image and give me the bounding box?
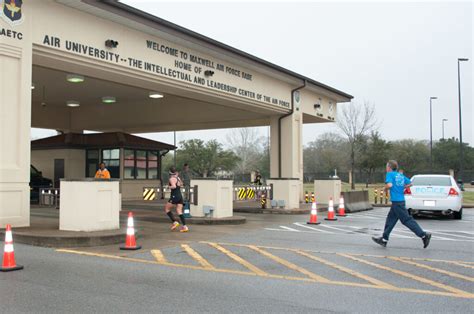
[453,208,463,220]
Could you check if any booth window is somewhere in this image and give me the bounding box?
[86,149,100,177]
[123,149,159,179]
[102,149,120,178]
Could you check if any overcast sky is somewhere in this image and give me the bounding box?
[33,0,473,147]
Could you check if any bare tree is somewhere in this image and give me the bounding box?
[337,101,377,189]
[226,128,263,174]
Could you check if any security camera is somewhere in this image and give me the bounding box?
[105,39,119,48]
[204,70,214,77]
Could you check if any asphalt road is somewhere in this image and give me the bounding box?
[1,207,473,313]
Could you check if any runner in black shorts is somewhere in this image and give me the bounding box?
[165,166,189,232]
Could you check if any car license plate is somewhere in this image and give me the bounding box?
[424,200,436,207]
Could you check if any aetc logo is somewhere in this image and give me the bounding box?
[1,0,24,26]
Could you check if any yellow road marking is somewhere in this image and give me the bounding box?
[208,242,474,266]
[389,257,474,282]
[56,249,473,299]
[338,253,474,298]
[150,249,167,263]
[206,242,268,276]
[295,250,395,288]
[439,261,474,269]
[247,245,330,283]
[181,244,214,269]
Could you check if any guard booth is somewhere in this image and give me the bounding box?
[0,0,352,229]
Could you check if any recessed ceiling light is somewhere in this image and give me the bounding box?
[66,100,80,107]
[102,96,116,104]
[31,84,35,90]
[149,92,164,99]
[66,74,85,83]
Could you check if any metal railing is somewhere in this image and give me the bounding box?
[233,184,273,202]
[39,188,60,208]
[142,185,198,205]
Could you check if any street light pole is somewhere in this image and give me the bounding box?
[457,58,469,181]
[442,119,448,140]
[429,96,437,171]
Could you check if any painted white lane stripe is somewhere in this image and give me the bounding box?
[394,229,474,242]
[344,215,379,220]
[264,228,320,234]
[293,223,334,234]
[436,230,474,235]
[319,224,359,233]
[280,226,301,232]
[428,230,474,239]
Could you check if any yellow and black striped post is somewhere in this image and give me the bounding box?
[238,188,246,200]
[246,187,255,200]
[143,188,156,201]
[385,190,389,205]
[374,189,378,204]
[379,189,384,205]
[305,191,309,204]
[311,192,315,203]
[261,193,266,209]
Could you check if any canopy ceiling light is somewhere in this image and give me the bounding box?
[149,92,164,99]
[66,74,85,83]
[66,100,80,107]
[31,83,35,90]
[102,96,116,104]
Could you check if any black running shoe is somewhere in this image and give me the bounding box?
[422,233,432,249]
[372,236,387,247]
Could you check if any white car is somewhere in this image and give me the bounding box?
[405,174,463,219]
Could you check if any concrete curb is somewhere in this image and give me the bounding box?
[233,208,309,215]
[130,215,246,225]
[0,229,126,248]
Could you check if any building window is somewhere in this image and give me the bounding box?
[86,149,100,177]
[124,149,135,179]
[123,149,159,179]
[102,149,120,178]
[148,151,159,179]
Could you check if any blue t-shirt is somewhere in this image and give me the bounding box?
[385,171,411,202]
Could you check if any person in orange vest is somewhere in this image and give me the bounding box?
[95,162,111,179]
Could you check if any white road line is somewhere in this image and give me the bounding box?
[264,228,320,234]
[344,215,379,220]
[394,229,474,242]
[319,224,358,233]
[293,222,334,234]
[427,230,474,239]
[280,226,301,232]
[438,230,474,235]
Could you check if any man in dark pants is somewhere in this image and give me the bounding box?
[372,160,431,248]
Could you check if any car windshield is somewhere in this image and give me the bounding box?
[30,165,41,176]
[411,176,451,186]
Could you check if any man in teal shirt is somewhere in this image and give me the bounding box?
[372,160,431,248]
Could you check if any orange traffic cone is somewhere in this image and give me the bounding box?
[307,201,321,225]
[325,197,338,221]
[1,224,23,272]
[120,212,141,250]
[337,195,347,217]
